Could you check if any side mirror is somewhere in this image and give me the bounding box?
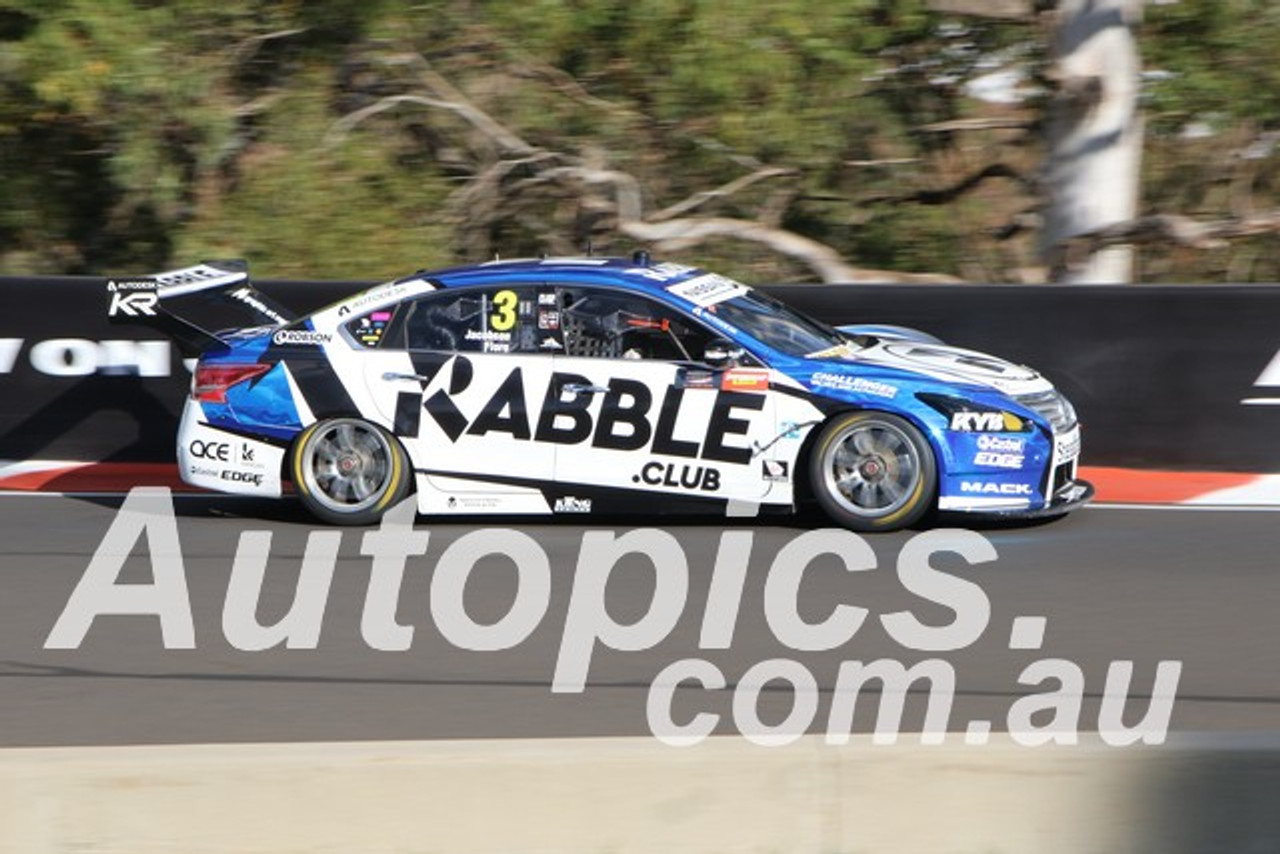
[703,338,745,369]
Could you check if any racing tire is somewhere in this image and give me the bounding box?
[290,417,412,525]
[807,411,937,532]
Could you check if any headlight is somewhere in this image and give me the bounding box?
[1013,389,1077,433]
[917,393,1032,433]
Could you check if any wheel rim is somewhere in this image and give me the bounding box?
[821,419,921,519]
[299,420,393,513]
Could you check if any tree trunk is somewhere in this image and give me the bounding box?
[1041,0,1144,284]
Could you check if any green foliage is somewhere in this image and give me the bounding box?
[1,0,1280,282]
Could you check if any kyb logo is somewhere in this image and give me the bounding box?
[950,411,1022,432]
[0,338,170,377]
[106,279,159,317]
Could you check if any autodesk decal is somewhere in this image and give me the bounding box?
[45,488,1182,748]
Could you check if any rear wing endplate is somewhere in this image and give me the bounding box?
[106,260,297,355]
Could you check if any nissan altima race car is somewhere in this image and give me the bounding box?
[106,255,1091,530]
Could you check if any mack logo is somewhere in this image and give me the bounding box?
[960,481,1033,496]
[399,359,762,465]
[107,291,159,317]
[950,411,1023,432]
[553,496,592,513]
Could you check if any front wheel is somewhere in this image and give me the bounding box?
[807,411,936,532]
[291,417,411,525]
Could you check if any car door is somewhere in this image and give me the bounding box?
[357,284,558,506]
[548,285,779,504]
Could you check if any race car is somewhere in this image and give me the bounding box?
[106,255,1091,530]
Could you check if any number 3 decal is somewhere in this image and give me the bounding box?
[490,289,517,331]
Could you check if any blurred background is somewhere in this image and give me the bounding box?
[1,0,1277,284]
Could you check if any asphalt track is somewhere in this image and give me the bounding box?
[0,493,1277,747]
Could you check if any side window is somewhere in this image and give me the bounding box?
[559,287,716,362]
[402,286,542,353]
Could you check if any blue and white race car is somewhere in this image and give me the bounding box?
[107,255,1090,530]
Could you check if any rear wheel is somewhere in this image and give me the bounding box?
[808,411,936,532]
[291,417,411,525]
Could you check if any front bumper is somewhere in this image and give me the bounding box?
[980,478,1094,519]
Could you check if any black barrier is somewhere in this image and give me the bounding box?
[3,275,1279,471]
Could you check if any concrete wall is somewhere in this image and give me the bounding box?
[3,734,1279,854]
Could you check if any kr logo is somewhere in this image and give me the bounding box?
[107,291,158,317]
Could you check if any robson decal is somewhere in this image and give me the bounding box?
[273,330,332,346]
[553,496,593,513]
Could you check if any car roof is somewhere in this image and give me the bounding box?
[421,257,709,301]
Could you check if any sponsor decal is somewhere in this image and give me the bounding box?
[949,411,1025,432]
[681,370,717,390]
[959,481,1033,496]
[666,273,750,307]
[400,360,764,466]
[761,459,790,483]
[189,440,230,461]
[690,305,740,336]
[351,312,392,348]
[976,435,1025,453]
[273,330,332,346]
[106,284,159,318]
[626,262,695,282]
[634,461,721,492]
[229,287,289,325]
[973,451,1024,469]
[220,470,264,486]
[1055,430,1081,461]
[720,368,769,392]
[553,496,593,513]
[538,310,560,331]
[810,372,897,398]
[539,338,564,350]
[188,465,219,478]
[538,292,558,305]
[337,283,411,317]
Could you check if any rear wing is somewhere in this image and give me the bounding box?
[106,260,297,355]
